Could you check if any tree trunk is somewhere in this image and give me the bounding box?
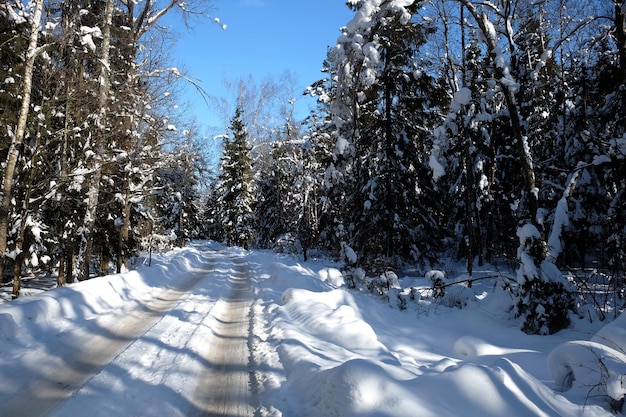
[459,0,575,334]
[0,0,44,280]
[65,247,75,284]
[463,142,476,277]
[58,69,74,287]
[616,3,626,85]
[11,254,22,300]
[101,251,110,276]
[117,172,131,273]
[547,168,582,262]
[78,168,102,281]
[77,0,114,281]
[58,256,66,287]
[11,131,40,299]
[501,89,541,231]
[459,3,541,230]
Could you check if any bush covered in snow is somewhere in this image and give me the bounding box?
[515,225,576,335]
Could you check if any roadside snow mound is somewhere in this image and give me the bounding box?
[264,265,607,416]
[548,313,626,410]
[549,341,626,399]
[0,246,215,351]
[592,311,626,352]
[287,352,579,417]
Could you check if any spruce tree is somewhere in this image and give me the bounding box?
[328,0,443,273]
[214,106,255,248]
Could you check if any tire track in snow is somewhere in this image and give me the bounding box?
[190,254,255,417]
[0,254,222,417]
[0,255,254,417]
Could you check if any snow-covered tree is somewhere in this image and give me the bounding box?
[210,106,256,248]
[255,126,325,260]
[0,0,46,292]
[0,0,219,294]
[151,146,203,249]
[326,0,445,272]
[452,0,582,334]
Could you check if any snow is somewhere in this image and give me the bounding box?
[548,341,626,403]
[213,17,227,30]
[453,87,472,106]
[548,169,581,261]
[341,241,358,264]
[429,138,446,181]
[80,33,97,52]
[593,154,612,165]
[79,26,102,53]
[334,136,351,157]
[0,241,623,416]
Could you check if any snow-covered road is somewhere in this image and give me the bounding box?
[189,257,255,417]
[1,242,622,416]
[0,248,255,417]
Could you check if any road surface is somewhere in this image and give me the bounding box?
[0,252,256,417]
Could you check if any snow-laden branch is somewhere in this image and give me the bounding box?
[547,166,582,262]
[1,0,27,24]
[135,0,179,39]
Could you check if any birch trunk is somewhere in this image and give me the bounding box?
[117,172,131,273]
[77,0,114,281]
[461,3,541,230]
[57,72,75,287]
[11,124,41,298]
[616,3,626,86]
[0,0,44,282]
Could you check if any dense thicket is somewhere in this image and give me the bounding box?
[207,0,625,334]
[0,0,211,297]
[3,0,625,334]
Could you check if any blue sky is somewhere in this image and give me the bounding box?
[169,0,354,132]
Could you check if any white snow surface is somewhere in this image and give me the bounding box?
[453,87,472,107]
[0,241,623,416]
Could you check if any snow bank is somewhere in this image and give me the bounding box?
[548,310,626,407]
[1,243,620,416]
[592,310,626,352]
[0,245,215,350]
[264,261,329,294]
[253,252,614,416]
[549,340,626,405]
[317,267,345,287]
[280,288,382,352]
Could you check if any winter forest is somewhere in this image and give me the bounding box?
[1,0,625,336]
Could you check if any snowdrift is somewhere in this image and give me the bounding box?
[0,243,624,416]
[251,253,622,416]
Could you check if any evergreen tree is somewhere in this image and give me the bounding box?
[213,106,255,248]
[152,151,201,248]
[327,0,444,272]
[255,141,297,251]
[255,126,324,260]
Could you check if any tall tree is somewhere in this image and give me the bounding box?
[212,106,255,248]
[454,0,576,334]
[327,0,444,272]
[75,0,115,281]
[72,0,215,280]
[0,0,45,284]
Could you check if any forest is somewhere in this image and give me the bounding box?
[1,0,625,335]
